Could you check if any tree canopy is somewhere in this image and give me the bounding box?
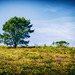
[0,16,34,48]
[52,41,69,47]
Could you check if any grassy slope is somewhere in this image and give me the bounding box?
[0,46,75,75]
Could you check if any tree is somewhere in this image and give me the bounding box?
[0,16,34,48]
[52,41,69,47]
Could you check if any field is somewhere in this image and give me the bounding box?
[0,46,75,75]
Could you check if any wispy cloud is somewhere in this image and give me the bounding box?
[47,8,57,12]
[45,8,57,12]
[30,16,75,46]
[44,5,60,12]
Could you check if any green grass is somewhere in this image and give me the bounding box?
[0,46,75,75]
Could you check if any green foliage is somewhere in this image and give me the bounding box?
[52,41,69,47]
[0,34,2,43]
[0,16,34,48]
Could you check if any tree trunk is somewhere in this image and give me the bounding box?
[14,42,17,48]
[14,45,16,48]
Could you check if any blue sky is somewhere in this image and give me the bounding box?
[0,0,75,46]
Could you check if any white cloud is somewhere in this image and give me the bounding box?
[36,26,73,40]
[44,5,59,12]
[48,9,57,12]
[30,16,75,46]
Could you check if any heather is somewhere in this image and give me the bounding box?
[0,46,75,75]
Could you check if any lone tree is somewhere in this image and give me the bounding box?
[0,16,34,48]
[52,41,69,47]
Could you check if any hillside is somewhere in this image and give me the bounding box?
[0,46,75,75]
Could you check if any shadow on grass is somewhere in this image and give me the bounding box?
[20,46,36,48]
[6,46,43,49]
[6,46,36,49]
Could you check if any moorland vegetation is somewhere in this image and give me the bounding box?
[0,46,75,75]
